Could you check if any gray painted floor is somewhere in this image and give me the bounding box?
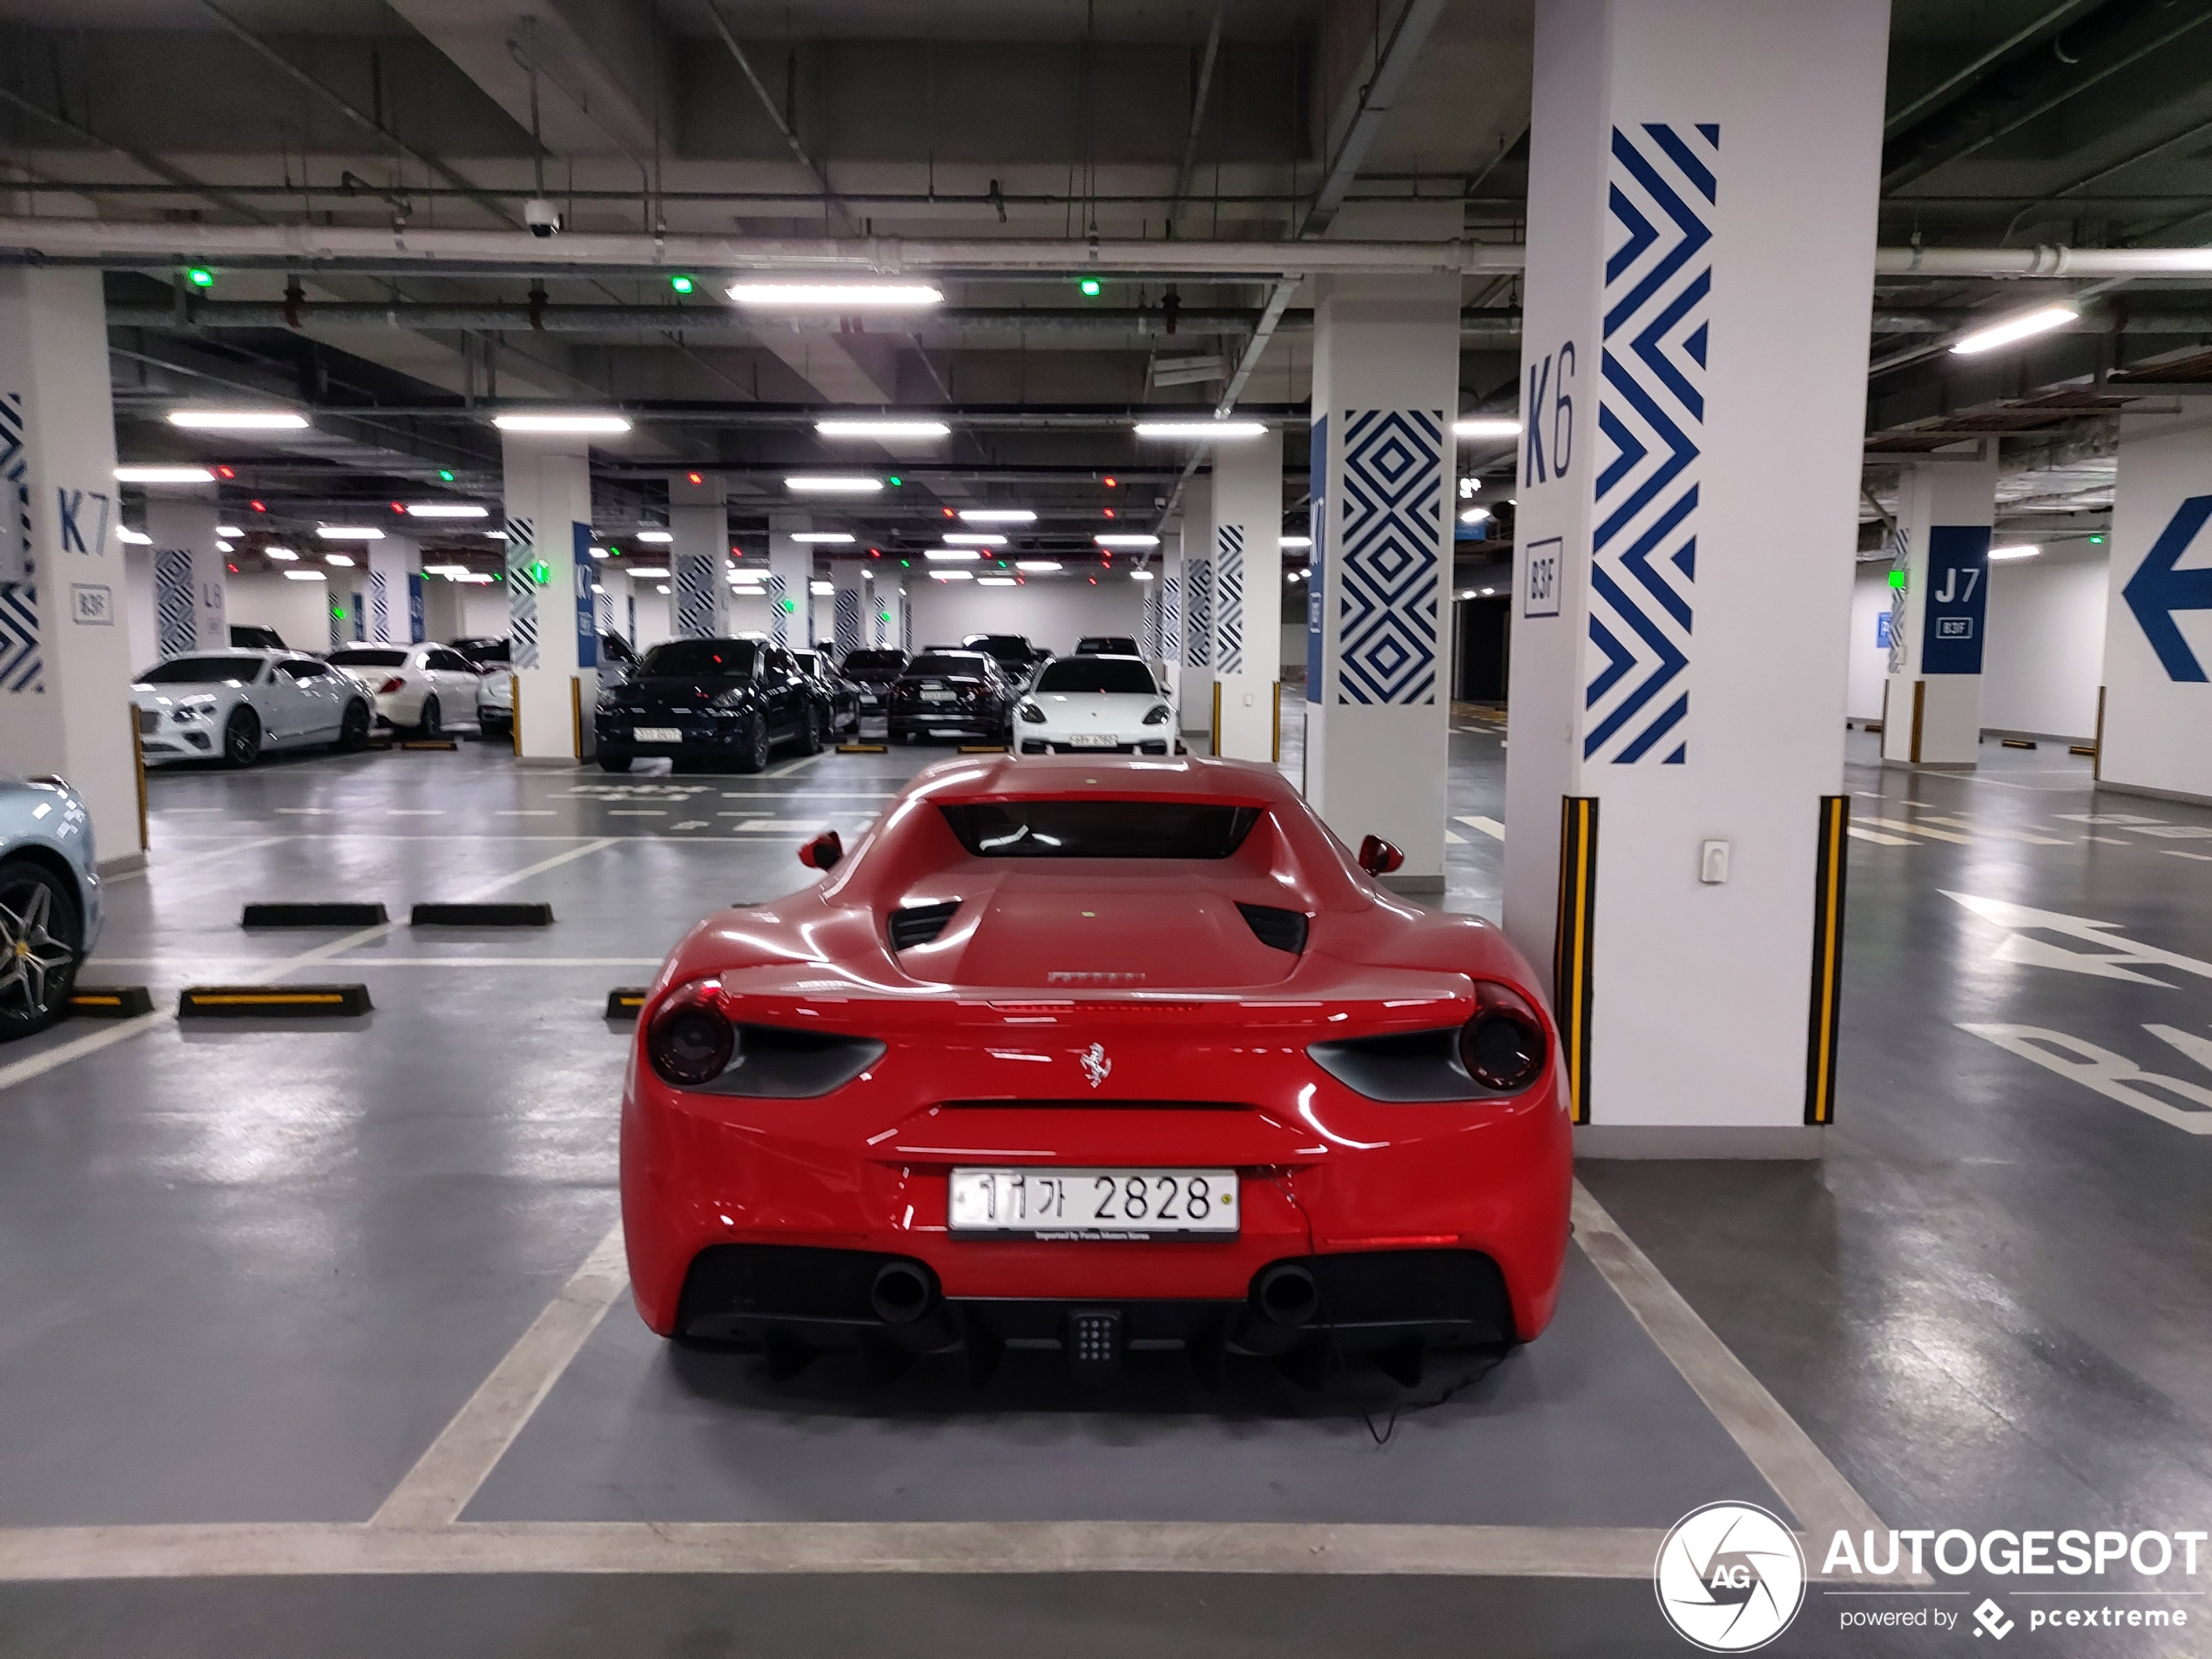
[2,722,2206,1657]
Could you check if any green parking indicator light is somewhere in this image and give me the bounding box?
[330,604,347,620]
[438,469,455,482]
[1079,277,1102,298]
[2089,534,2105,544]
[887,475,902,487]
[529,558,553,586]
[185,266,215,289]
[779,597,797,614]
[670,273,696,295]
[1887,570,1908,590]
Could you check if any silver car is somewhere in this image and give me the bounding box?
[0,772,102,1042]
[131,649,373,766]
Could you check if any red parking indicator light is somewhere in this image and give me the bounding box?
[942,506,955,518]
[1103,475,1116,488]
[250,499,266,512]
[688,471,705,485]
[1103,507,1116,518]
[392,501,406,513]
[215,465,236,479]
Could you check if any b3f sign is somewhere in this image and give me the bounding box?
[1524,536,1562,619]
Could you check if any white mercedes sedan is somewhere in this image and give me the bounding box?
[327,643,487,738]
[132,650,371,766]
[1010,654,1176,757]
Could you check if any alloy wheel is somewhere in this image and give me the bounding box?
[0,876,75,1024]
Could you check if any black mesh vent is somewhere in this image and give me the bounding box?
[1236,902,1310,954]
[888,900,961,950]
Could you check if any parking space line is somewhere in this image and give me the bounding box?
[102,834,291,885]
[1454,815,1506,841]
[368,1224,629,1530]
[767,753,831,778]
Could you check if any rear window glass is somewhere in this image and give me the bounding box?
[844,651,904,674]
[1077,637,1138,654]
[136,656,265,685]
[906,654,990,678]
[1034,658,1157,695]
[638,639,759,678]
[940,800,1261,860]
[328,649,408,667]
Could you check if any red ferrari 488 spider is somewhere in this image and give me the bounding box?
[621,754,1571,1386]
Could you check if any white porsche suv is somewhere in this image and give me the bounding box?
[1011,654,1177,756]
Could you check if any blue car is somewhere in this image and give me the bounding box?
[0,772,102,1042]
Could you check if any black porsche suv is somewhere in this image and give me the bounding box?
[594,637,832,772]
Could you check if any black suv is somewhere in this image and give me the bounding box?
[961,632,1047,687]
[839,648,908,725]
[791,650,860,734]
[888,650,1018,745]
[595,637,832,772]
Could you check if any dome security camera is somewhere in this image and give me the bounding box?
[523,198,563,239]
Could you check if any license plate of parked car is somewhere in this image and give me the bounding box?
[920,689,956,702]
[632,726,683,742]
[948,1167,1239,1236]
[1069,732,1116,747]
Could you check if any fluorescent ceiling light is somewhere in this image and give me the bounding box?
[324,553,355,567]
[422,563,472,577]
[405,502,489,519]
[492,413,632,434]
[1951,305,2077,356]
[1130,569,1155,582]
[942,533,1007,546]
[115,465,214,483]
[926,549,982,562]
[265,547,299,561]
[785,475,882,495]
[959,508,1036,523]
[316,526,384,541]
[815,418,950,438]
[117,527,152,545]
[1453,417,1522,439]
[635,529,673,543]
[1460,507,1493,524]
[166,409,307,430]
[792,531,855,543]
[656,584,671,595]
[591,583,606,595]
[284,570,327,582]
[1015,559,1062,572]
[217,540,234,552]
[978,576,1017,586]
[810,580,834,595]
[588,547,610,560]
[1132,420,1268,440]
[1096,533,1161,548]
[217,524,242,536]
[728,281,943,308]
[1280,536,1312,549]
[623,566,669,578]
[930,570,975,581]
[1989,544,2041,560]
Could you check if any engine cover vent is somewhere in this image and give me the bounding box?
[888,900,961,951]
[1236,902,1310,954]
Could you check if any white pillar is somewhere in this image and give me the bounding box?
[1303,276,1457,889]
[831,561,867,658]
[1210,427,1285,759]
[1880,458,1995,768]
[421,571,464,643]
[768,514,813,650]
[502,432,598,759]
[368,532,423,644]
[668,472,727,639]
[1177,476,1214,734]
[1501,0,1886,1151]
[145,489,224,658]
[873,570,906,651]
[0,267,142,869]
[1158,531,1184,698]
[2098,401,2212,803]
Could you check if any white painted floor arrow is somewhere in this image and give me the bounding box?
[1942,890,2212,988]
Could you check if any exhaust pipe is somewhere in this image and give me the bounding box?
[869,1260,935,1325]
[1254,1262,1321,1327]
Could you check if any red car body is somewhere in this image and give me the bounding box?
[620,754,1571,1382]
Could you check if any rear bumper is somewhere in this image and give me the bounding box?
[889,711,1000,738]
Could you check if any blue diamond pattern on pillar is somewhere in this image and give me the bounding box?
[673,554,715,637]
[1336,408,1442,705]
[504,516,539,669]
[1160,573,1182,663]
[1583,121,1715,765]
[0,392,38,693]
[1214,523,1244,673]
[1184,559,1212,669]
[833,587,860,653]
[154,547,196,658]
[767,574,787,644]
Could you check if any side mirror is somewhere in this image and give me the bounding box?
[799,830,844,872]
[1357,834,1404,877]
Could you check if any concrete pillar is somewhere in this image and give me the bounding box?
[421,571,464,643]
[145,489,224,658]
[501,432,598,760]
[1177,476,1214,734]
[873,570,906,651]
[0,267,142,869]
[1880,457,1996,768]
[367,533,423,644]
[1501,0,1886,1152]
[1302,276,1456,888]
[831,561,867,658]
[1138,563,1163,660]
[1158,531,1184,697]
[668,472,727,639]
[2098,400,2212,803]
[1210,427,1285,759]
[768,514,813,649]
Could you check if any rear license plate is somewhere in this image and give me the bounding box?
[920,689,955,703]
[1069,732,1116,748]
[632,726,683,743]
[948,1167,1238,1238]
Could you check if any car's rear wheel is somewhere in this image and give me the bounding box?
[416,696,442,739]
[598,751,634,773]
[733,713,771,774]
[0,860,81,1042]
[222,707,262,768]
[334,698,371,752]
[799,702,826,755]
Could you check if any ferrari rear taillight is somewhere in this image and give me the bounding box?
[1460,982,1547,1092]
[377,677,406,695]
[647,979,737,1085]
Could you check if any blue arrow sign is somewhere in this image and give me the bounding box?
[2123,494,2212,682]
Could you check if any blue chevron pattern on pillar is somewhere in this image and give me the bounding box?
[1214,523,1244,673]
[504,516,539,668]
[0,392,38,692]
[1885,527,1910,676]
[1336,408,1443,705]
[673,554,716,637]
[767,575,788,644]
[1160,573,1181,664]
[1184,559,1212,669]
[369,570,389,640]
[1,393,28,579]
[0,581,35,692]
[1582,121,1716,766]
[833,588,860,653]
[154,547,196,657]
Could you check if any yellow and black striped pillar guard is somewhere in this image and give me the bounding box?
[1553,796,1598,1124]
[1804,793,1850,1126]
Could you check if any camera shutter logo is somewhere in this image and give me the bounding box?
[1654,1501,1805,1651]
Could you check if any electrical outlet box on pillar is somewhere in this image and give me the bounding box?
[1881,456,1996,770]
[502,433,600,762]
[1501,0,1886,1157]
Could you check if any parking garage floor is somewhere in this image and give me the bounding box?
[2,722,2209,1656]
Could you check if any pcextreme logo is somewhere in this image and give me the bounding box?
[1655,1502,1807,1651]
